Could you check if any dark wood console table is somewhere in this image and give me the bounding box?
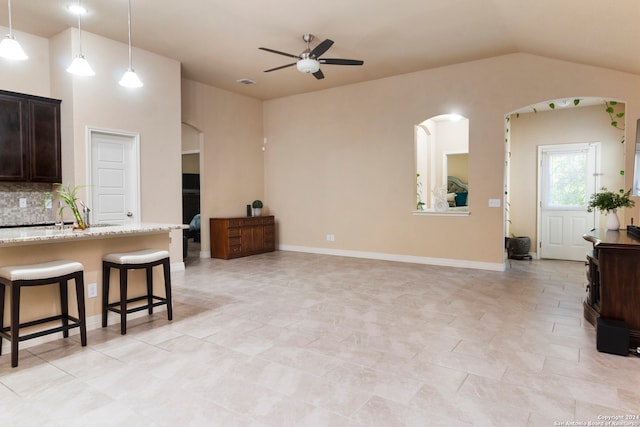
[210,216,275,259]
[583,229,640,348]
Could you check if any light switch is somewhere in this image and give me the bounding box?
[19,198,27,208]
[488,199,501,208]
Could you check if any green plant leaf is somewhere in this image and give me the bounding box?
[609,101,618,105]
[606,107,614,114]
[620,170,625,176]
[549,103,555,109]
[611,121,618,127]
[573,99,580,106]
[617,112,624,118]
[532,107,537,113]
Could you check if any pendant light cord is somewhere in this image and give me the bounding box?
[77,0,83,55]
[127,0,132,68]
[7,0,13,33]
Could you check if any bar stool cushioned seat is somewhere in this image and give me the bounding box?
[102,249,172,335]
[0,260,87,367]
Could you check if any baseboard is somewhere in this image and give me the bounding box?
[278,244,504,271]
[171,261,185,272]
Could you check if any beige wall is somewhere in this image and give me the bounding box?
[5,27,640,270]
[263,53,640,269]
[1,27,184,263]
[509,104,625,248]
[181,79,264,255]
[0,27,50,96]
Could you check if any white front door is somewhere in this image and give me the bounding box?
[538,143,598,261]
[87,128,140,225]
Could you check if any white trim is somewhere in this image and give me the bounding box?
[86,127,141,225]
[412,210,469,216]
[181,149,200,155]
[278,244,504,271]
[171,262,185,272]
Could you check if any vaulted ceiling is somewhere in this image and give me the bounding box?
[2,0,639,100]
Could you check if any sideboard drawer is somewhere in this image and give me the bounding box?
[210,216,276,259]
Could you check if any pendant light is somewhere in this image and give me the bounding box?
[66,0,94,76]
[119,0,142,88]
[0,0,28,60]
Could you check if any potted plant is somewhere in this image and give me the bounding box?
[54,183,88,230]
[252,199,263,217]
[587,187,635,231]
[506,233,532,260]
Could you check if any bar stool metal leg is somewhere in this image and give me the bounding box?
[163,260,173,321]
[102,263,110,328]
[119,266,128,335]
[10,285,20,368]
[75,272,87,346]
[146,266,153,315]
[60,279,69,338]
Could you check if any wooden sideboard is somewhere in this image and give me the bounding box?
[210,216,275,259]
[583,229,640,348]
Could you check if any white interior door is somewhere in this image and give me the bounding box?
[538,143,597,261]
[87,128,140,225]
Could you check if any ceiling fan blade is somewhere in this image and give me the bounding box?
[309,39,334,58]
[313,69,325,80]
[264,63,296,72]
[319,58,364,66]
[259,47,300,59]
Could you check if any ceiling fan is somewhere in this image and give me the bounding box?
[259,34,364,80]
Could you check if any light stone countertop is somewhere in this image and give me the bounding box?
[0,223,187,247]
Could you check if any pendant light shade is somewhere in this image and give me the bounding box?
[67,0,94,76]
[119,68,142,88]
[66,54,94,76]
[119,0,142,88]
[0,0,28,60]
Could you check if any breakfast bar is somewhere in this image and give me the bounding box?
[0,223,184,339]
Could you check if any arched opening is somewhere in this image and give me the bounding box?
[505,97,626,261]
[415,114,469,213]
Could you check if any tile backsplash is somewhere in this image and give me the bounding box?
[0,182,56,226]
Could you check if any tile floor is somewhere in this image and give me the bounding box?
[1,250,639,426]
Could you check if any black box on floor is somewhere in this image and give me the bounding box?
[596,318,629,356]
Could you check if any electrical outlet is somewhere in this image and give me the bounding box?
[19,198,27,208]
[87,283,98,298]
[488,199,501,208]
[326,234,335,241]
[45,199,52,209]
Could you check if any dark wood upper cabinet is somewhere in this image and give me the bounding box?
[0,90,61,182]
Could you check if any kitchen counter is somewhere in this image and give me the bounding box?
[0,222,187,331]
[0,223,187,247]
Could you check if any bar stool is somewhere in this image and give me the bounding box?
[102,249,172,335]
[0,260,87,368]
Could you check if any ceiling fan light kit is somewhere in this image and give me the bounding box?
[297,58,320,74]
[260,33,363,80]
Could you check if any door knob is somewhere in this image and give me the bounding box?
[126,212,133,217]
